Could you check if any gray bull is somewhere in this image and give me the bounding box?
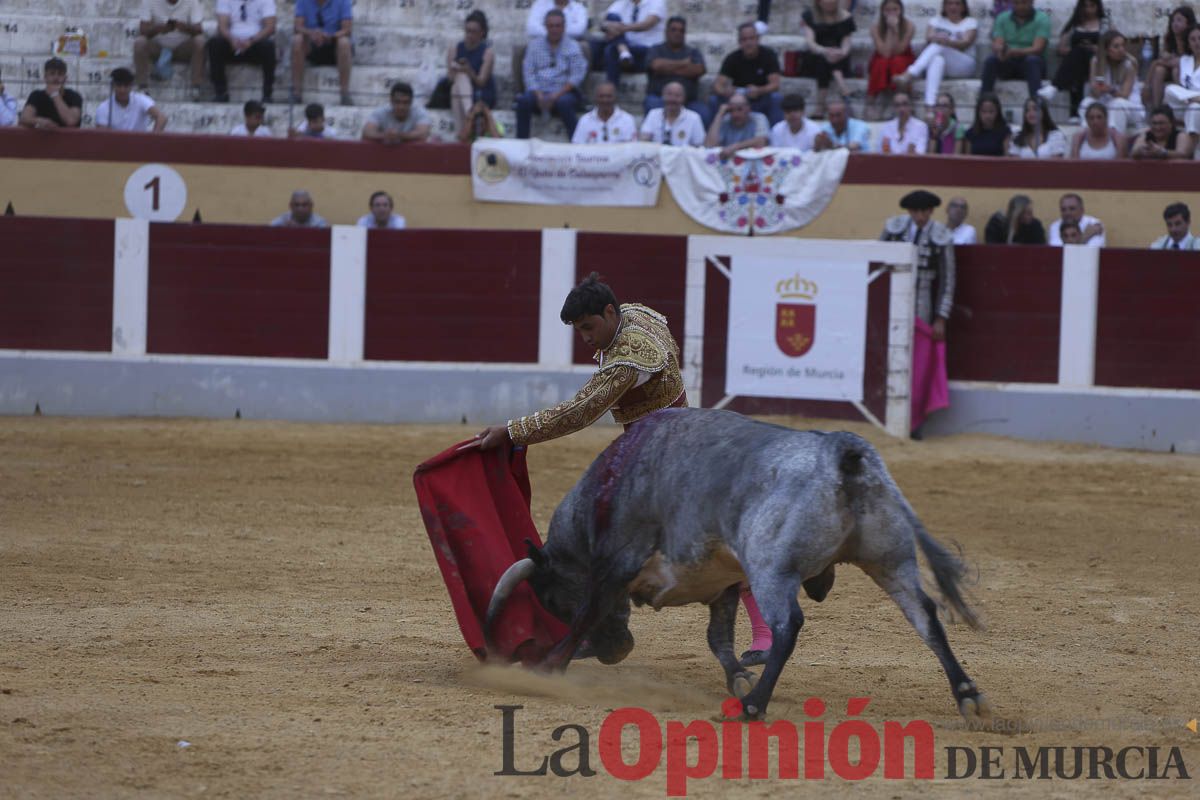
[487,407,991,723]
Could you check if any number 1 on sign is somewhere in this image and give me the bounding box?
[123,164,187,221]
[143,176,160,211]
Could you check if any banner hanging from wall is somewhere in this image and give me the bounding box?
[660,147,848,235]
[470,139,662,206]
[725,255,868,402]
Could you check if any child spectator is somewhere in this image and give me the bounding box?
[867,0,915,118]
[1130,105,1196,159]
[447,10,496,136]
[1079,30,1143,134]
[960,92,1010,155]
[768,92,819,151]
[927,92,966,154]
[1058,220,1083,243]
[894,0,977,112]
[1143,6,1196,110]
[1009,97,1066,157]
[457,100,506,143]
[984,194,1046,243]
[1038,0,1104,117]
[291,103,338,139]
[1069,101,1123,159]
[230,99,273,136]
[797,0,855,117]
[1164,25,1200,142]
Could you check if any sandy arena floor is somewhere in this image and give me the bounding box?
[1,415,1198,799]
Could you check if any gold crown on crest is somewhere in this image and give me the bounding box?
[775,274,818,300]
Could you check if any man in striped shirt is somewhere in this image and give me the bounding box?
[516,8,588,139]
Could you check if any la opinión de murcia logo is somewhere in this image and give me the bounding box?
[495,699,1191,796]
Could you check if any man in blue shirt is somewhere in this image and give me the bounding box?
[517,8,589,139]
[814,97,871,152]
[291,0,353,105]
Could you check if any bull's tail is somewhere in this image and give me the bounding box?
[912,516,984,631]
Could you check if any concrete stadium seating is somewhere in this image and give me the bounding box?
[0,1,1168,139]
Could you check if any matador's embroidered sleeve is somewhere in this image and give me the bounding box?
[507,365,640,446]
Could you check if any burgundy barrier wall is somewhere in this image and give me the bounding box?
[1096,249,1200,390]
[148,223,330,359]
[0,217,113,352]
[573,233,688,366]
[365,229,540,362]
[700,256,892,423]
[948,246,1062,383]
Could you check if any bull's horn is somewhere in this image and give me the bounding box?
[484,558,536,655]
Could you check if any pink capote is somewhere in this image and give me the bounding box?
[911,317,950,431]
[413,441,568,665]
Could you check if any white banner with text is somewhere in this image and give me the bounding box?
[470,139,662,206]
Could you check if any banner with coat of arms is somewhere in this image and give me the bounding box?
[471,139,662,207]
[659,147,849,235]
[725,256,868,402]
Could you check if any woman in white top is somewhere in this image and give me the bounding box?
[1009,97,1067,158]
[1164,26,1200,136]
[1070,101,1123,159]
[1078,30,1143,133]
[893,0,977,109]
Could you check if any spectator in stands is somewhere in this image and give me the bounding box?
[866,0,915,119]
[517,9,588,140]
[1143,6,1196,110]
[878,91,929,153]
[595,0,666,86]
[527,0,589,43]
[457,100,506,143]
[1077,31,1143,134]
[797,0,855,117]
[813,97,872,151]
[291,0,354,106]
[230,99,272,136]
[1070,101,1123,159]
[640,81,706,145]
[945,196,977,244]
[0,75,17,127]
[134,0,207,101]
[573,82,637,143]
[1165,26,1200,143]
[1060,220,1089,242]
[756,0,854,36]
[1010,97,1066,157]
[362,82,431,144]
[927,92,966,154]
[705,93,770,159]
[18,58,82,130]
[960,92,1009,155]
[1048,192,1105,246]
[447,11,497,135]
[357,191,406,229]
[270,190,328,227]
[1150,202,1198,249]
[291,103,338,139]
[1129,105,1195,159]
[644,16,708,124]
[769,93,819,151]
[985,194,1046,243]
[1037,0,1104,117]
[710,22,784,126]
[894,0,977,113]
[95,68,168,132]
[980,0,1050,100]
[209,0,277,103]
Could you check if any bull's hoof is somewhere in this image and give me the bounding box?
[738,649,768,668]
[730,671,759,699]
[572,640,597,660]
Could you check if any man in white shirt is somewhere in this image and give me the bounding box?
[95,68,168,132]
[356,191,407,230]
[639,81,705,145]
[572,81,637,144]
[877,92,929,155]
[134,0,207,101]
[269,190,329,227]
[768,92,817,151]
[945,196,977,245]
[207,0,278,103]
[1048,193,1105,246]
[230,99,273,136]
[595,0,666,86]
[1149,202,1199,250]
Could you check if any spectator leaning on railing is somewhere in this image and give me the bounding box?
[813,96,872,152]
[769,93,819,151]
[362,82,431,145]
[18,58,82,130]
[95,68,168,132]
[706,93,770,160]
[1129,105,1195,159]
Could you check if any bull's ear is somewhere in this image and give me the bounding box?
[525,539,548,568]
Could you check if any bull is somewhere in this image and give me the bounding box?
[486,407,991,723]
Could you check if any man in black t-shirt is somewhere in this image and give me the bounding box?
[708,22,783,126]
[19,58,83,129]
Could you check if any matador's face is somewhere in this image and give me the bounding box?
[571,304,621,352]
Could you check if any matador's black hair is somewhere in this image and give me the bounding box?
[560,272,619,324]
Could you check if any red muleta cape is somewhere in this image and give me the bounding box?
[413,441,568,664]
